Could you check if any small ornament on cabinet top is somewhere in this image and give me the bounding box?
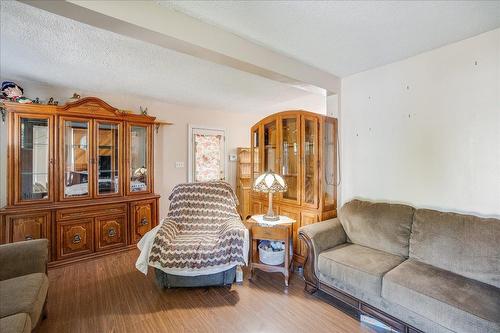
[47,97,59,105]
[67,93,81,103]
[1,81,32,104]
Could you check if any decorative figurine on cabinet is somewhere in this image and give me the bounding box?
[1,81,32,103]
[47,97,59,105]
[68,93,81,103]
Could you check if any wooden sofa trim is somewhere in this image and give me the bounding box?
[298,231,423,333]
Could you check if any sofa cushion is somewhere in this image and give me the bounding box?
[318,243,405,296]
[410,209,500,288]
[0,314,31,333]
[0,273,48,329]
[338,200,414,257]
[382,259,500,333]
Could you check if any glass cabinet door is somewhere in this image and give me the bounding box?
[129,124,149,193]
[16,115,52,203]
[251,126,261,185]
[302,116,319,207]
[263,118,278,172]
[96,121,121,196]
[323,118,337,209]
[62,118,91,199]
[280,115,299,203]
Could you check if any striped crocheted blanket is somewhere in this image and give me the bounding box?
[148,182,246,272]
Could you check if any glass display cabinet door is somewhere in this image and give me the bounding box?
[323,118,338,210]
[302,115,319,208]
[280,115,300,204]
[14,114,53,204]
[263,118,278,173]
[128,124,150,194]
[251,126,261,186]
[61,118,92,199]
[95,121,121,197]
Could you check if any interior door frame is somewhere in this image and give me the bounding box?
[187,124,227,183]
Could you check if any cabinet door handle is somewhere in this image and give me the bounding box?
[108,228,116,237]
[139,217,148,226]
[25,235,33,241]
[72,234,81,244]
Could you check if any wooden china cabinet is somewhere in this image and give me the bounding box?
[250,110,338,264]
[0,97,161,266]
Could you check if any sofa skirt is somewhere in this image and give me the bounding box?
[155,267,236,288]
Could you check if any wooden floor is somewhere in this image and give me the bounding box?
[39,250,373,333]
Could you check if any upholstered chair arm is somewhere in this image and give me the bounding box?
[298,218,347,293]
[0,239,48,281]
[218,217,246,237]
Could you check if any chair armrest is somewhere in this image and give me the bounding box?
[298,218,346,292]
[0,239,48,281]
[218,217,246,236]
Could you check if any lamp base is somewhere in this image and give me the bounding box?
[263,214,280,222]
[263,192,280,221]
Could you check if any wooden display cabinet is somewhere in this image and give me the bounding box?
[249,110,338,264]
[236,147,252,219]
[0,97,163,266]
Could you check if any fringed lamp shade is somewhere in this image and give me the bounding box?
[252,171,287,221]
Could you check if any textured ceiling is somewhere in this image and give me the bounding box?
[0,1,313,113]
[162,0,500,77]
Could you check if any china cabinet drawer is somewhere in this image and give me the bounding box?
[95,215,126,251]
[130,200,156,243]
[56,203,127,221]
[57,219,94,259]
[5,212,51,243]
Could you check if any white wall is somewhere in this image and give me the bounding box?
[0,80,326,216]
[341,28,500,217]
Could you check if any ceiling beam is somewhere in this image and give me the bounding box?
[20,0,340,97]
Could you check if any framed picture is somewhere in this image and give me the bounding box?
[188,125,226,182]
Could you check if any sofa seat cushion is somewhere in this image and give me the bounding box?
[0,313,31,333]
[382,259,500,333]
[318,243,405,296]
[0,273,48,329]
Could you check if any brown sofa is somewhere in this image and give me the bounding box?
[0,239,49,333]
[299,199,500,333]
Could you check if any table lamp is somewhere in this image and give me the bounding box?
[253,171,287,221]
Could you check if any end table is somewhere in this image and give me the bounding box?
[245,215,296,286]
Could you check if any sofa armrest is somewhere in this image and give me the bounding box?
[298,218,347,292]
[0,239,48,281]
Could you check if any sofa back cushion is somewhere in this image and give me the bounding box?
[338,200,415,257]
[410,209,500,288]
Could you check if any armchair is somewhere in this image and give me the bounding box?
[0,239,49,332]
[139,181,248,288]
